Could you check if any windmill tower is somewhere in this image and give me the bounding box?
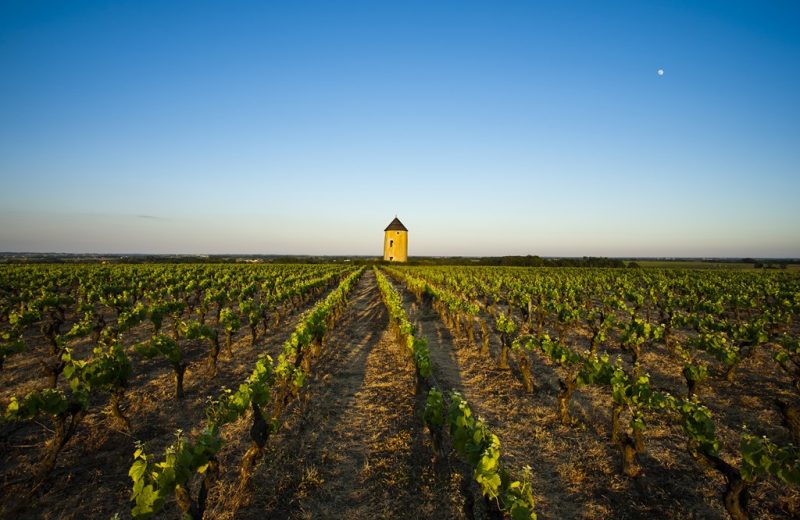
[383,217,408,262]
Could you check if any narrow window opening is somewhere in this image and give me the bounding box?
[390,239,394,247]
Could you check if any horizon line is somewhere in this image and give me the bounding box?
[1,252,799,261]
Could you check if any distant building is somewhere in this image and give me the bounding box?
[383,217,408,262]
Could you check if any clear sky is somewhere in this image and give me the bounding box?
[1,0,798,257]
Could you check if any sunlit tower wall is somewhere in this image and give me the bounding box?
[383,217,408,262]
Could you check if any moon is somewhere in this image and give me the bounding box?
[657,68,665,76]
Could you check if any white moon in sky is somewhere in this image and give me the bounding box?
[657,68,665,76]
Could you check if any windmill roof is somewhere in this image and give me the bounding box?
[384,217,408,231]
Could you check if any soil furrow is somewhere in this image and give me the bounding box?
[233,270,466,519]
[387,275,726,519]
[0,282,339,519]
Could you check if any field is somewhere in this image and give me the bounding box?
[632,261,800,271]
[1,264,799,519]
[633,261,758,270]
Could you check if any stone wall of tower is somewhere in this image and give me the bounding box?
[383,229,408,262]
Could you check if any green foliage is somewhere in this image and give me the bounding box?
[206,358,274,426]
[620,317,664,348]
[273,267,362,395]
[740,434,800,485]
[8,308,41,329]
[535,334,581,365]
[239,300,261,329]
[147,301,183,332]
[675,399,721,457]
[473,429,502,498]
[64,311,95,340]
[0,331,25,365]
[682,363,709,384]
[588,309,614,346]
[125,269,365,519]
[375,269,432,379]
[369,263,800,515]
[135,335,182,366]
[730,320,769,347]
[63,344,132,395]
[5,387,74,421]
[500,466,538,520]
[183,320,217,342]
[692,332,739,370]
[445,391,536,516]
[129,429,221,519]
[118,302,147,333]
[219,307,241,334]
[7,259,800,518]
[422,387,445,427]
[447,392,501,497]
[773,335,800,375]
[91,267,365,519]
[511,335,533,353]
[576,353,614,386]
[412,337,432,378]
[495,312,517,336]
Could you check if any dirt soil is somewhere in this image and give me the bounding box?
[1,270,798,519]
[382,274,800,520]
[0,283,337,519]
[231,270,468,520]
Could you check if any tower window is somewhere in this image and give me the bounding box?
[390,240,394,247]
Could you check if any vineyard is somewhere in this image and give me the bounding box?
[1,263,799,519]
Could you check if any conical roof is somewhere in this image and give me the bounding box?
[384,217,408,231]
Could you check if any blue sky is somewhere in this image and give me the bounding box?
[1,0,798,257]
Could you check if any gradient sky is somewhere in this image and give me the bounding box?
[1,0,798,257]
